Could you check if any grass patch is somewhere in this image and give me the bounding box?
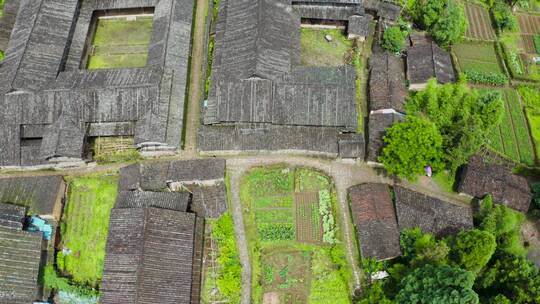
[58,173,118,287]
[87,16,153,69]
[300,28,353,66]
[432,171,456,193]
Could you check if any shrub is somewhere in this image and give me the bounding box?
[42,265,99,298]
[258,223,295,240]
[492,1,518,32]
[382,26,406,53]
[534,35,540,54]
[464,70,509,85]
[319,190,336,244]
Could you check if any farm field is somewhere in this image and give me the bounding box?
[517,13,540,54]
[486,90,535,165]
[87,16,154,69]
[518,86,540,162]
[464,3,496,41]
[57,173,118,287]
[300,28,353,66]
[240,165,352,303]
[453,42,504,74]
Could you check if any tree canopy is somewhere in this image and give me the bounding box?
[405,79,504,173]
[396,264,479,304]
[413,0,467,46]
[382,25,407,53]
[379,116,444,180]
[448,229,496,274]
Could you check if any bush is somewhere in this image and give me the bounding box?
[534,35,540,54]
[492,1,518,32]
[382,26,407,53]
[42,265,99,298]
[464,70,509,85]
[258,223,295,240]
[212,213,242,303]
[319,190,337,243]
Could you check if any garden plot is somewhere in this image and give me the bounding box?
[453,42,504,74]
[486,90,535,165]
[464,3,496,41]
[517,13,540,54]
[241,165,351,303]
[262,250,312,304]
[87,15,154,69]
[58,173,118,287]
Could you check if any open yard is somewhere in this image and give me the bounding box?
[87,15,154,69]
[486,90,535,165]
[464,3,496,41]
[453,42,504,74]
[58,173,118,287]
[300,28,353,66]
[240,165,351,303]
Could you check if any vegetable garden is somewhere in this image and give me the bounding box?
[240,165,351,303]
[464,3,496,41]
[453,42,509,85]
[486,89,535,165]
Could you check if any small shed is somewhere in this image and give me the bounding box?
[377,1,402,21]
[369,52,407,113]
[348,183,401,260]
[457,155,532,212]
[348,14,373,40]
[0,175,66,221]
[394,186,474,237]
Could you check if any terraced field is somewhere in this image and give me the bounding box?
[464,3,496,41]
[487,90,535,165]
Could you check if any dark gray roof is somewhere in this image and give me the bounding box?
[366,112,404,162]
[0,0,194,166]
[100,207,202,304]
[348,14,373,37]
[394,186,473,237]
[202,0,361,155]
[406,34,455,85]
[0,226,42,303]
[0,202,25,230]
[118,159,227,218]
[377,1,401,21]
[115,191,190,212]
[338,133,365,158]
[457,155,532,212]
[0,175,65,218]
[199,123,341,155]
[292,0,365,20]
[348,183,401,260]
[369,52,407,112]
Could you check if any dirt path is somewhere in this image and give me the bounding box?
[522,218,540,268]
[182,0,208,157]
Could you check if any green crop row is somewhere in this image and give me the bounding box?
[465,70,509,85]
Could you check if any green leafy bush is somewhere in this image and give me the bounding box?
[464,70,509,85]
[212,213,242,303]
[491,1,518,32]
[319,190,336,243]
[534,35,540,54]
[382,26,406,53]
[258,223,295,240]
[42,265,99,298]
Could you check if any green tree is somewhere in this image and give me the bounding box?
[382,26,407,53]
[396,264,479,304]
[448,229,496,274]
[489,294,511,304]
[430,1,467,46]
[492,1,518,32]
[405,80,504,172]
[400,228,449,267]
[379,116,444,180]
[413,0,447,29]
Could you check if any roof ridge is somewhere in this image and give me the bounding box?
[134,208,149,303]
